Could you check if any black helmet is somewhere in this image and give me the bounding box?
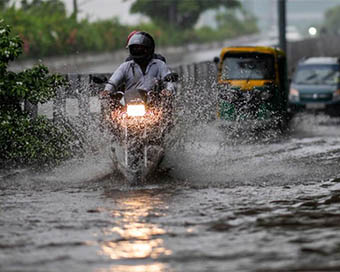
[127,31,155,63]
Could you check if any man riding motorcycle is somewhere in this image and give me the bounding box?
[98,32,177,183]
[100,31,175,99]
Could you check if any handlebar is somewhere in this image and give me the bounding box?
[99,91,124,100]
[111,91,124,100]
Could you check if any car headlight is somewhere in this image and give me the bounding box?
[333,89,340,101]
[289,87,299,101]
[127,104,146,117]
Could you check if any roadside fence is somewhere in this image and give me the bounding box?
[25,61,219,126]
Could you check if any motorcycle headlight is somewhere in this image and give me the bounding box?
[333,89,340,101]
[289,87,299,101]
[127,104,146,117]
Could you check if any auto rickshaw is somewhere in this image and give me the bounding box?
[214,46,289,129]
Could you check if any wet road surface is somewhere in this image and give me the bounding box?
[1,113,340,272]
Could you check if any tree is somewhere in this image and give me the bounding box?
[0,0,10,9]
[20,0,66,14]
[322,5,340,35]
[0,20,75,168]
[72,0,78,20]
[215,7,258,35]
[130,0,240,30]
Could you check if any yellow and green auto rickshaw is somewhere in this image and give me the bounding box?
[214,46,289,128]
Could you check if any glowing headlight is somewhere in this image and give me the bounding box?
[333,89,340,101]
[127,104,146,117]
[289,88,299,97]
[333,89,340,97]
[289,87,299,101]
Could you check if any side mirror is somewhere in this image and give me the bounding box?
[213,56,220,64]
[164,72,179,82]
[91,75,108,84]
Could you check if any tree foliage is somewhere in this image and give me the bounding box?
[0,3,131,58]
[322,5,340,35]
[194,8,258,42]
[130,0,240,29]
[0,20,75,168]
[215,8,258,35]
[0,0,257,59]
[20,0,66,14]
[0,21,66,110]
[0,0,10,9]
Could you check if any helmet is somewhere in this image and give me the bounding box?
[127,31,155,63]
[126,30,138,48]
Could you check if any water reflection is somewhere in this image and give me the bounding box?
[98,189,172,264]
[95,262,172,272]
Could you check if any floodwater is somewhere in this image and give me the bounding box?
[1,113,340,272]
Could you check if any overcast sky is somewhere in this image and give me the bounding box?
[63,0,143,23]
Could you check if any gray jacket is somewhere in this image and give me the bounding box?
[104,59,176,94]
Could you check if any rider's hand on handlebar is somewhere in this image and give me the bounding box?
[161,89,172,96]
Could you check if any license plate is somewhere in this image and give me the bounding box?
[306,103,326,110]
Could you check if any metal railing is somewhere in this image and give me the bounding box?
[24,61,218,124]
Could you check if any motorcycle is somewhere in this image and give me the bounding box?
[95,73,178,184]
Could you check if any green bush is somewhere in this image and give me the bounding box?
[0,3,258,59]
[0,5,131,58]
[0,20,75,169]
[0,112,74,168]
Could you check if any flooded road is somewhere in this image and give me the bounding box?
[1,113,340,272]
